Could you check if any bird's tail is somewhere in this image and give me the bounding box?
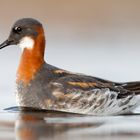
[121,81,140,95]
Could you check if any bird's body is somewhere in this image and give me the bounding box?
[15,61,140,115]
[0,18,140,115]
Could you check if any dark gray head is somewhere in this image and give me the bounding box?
[0,18,44,49]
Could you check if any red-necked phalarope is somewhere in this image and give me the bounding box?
[0,18,140,115]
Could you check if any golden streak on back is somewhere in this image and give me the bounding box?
[68,82,97,88]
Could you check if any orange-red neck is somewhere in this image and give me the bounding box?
[16,28,45,84]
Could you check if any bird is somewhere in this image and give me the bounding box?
[0,18,140,115]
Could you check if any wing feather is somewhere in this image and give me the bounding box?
[45,75,139,115]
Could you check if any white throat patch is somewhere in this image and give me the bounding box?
[19,37,34,51]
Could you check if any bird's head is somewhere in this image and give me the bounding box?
[0,18,45,50]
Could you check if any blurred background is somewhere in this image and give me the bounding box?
[0,0,140,108]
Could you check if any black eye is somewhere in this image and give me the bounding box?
[13,26,22,33]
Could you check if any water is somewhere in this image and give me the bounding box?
[0,48,140,140]
[1,40,140,140]
[1,1,140,139]
[0,89,140,140]
[0,109,140,140]
[1,37,140,140]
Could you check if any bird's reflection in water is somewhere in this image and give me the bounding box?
[13,107,103,140]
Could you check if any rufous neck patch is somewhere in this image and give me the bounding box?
[16,27,45,85]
